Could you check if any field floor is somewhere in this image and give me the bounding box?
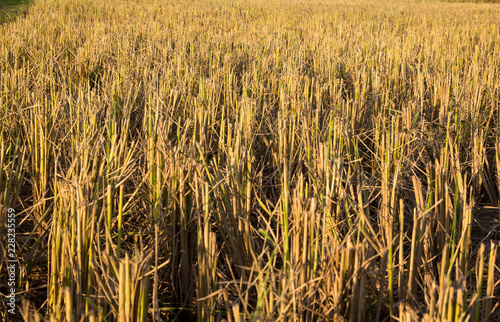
[1,0,500,321]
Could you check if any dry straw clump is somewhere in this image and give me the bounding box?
[1,0,500,320]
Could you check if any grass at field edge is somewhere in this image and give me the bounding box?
[0,0,32,24]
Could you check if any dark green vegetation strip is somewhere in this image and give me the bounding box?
[0,0,32,24]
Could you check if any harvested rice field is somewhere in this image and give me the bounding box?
[1,0,500,320]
